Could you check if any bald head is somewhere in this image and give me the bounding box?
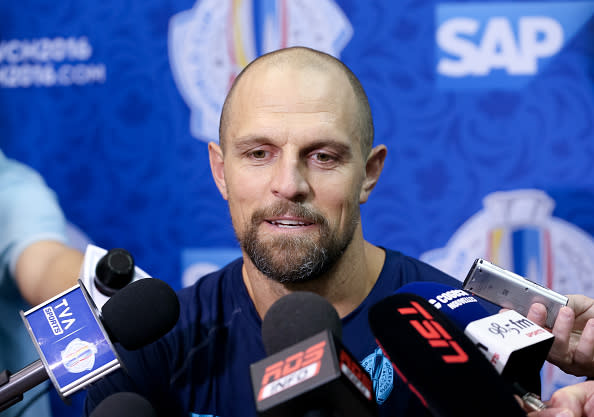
[218,47,374,156]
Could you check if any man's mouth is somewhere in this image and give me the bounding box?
[266,219,314,228]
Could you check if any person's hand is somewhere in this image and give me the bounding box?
[526,294,594,378]
[526,380,594,417]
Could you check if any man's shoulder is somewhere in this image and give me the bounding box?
[175,257,247,324]
[382,248,461,288]
[178,257,243,296]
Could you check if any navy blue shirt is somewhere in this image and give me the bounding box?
[84,249,461,417]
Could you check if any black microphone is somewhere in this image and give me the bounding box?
[0,278,180,412]
[89,392,157,417]
[101,278,180,350]
[368,292,527,417]
[80,245,151,310]
[94,248,136,296]
[394,282,553,394]
[250,291,377,417]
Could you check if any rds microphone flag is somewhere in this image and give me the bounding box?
[250,329,376,417]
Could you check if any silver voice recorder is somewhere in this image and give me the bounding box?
[462,258,568,328]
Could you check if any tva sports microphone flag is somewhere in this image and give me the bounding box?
[20,280,120,398]
[17,277,180,402]
[368,292,526,417]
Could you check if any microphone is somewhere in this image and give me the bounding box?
[0,278,180,412]
[94,248,136,296]
[89,392,157,417]
[100,277,180,350]
[395,282,554,392]
[368,292,527,417]
[79,244,151,309]
[250,291,377,417]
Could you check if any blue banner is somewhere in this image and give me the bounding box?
[2,0,594,408]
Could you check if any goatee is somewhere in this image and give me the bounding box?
[238,202,357,283]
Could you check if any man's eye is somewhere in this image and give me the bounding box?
[313,153,334,162]
[249,150,267,159]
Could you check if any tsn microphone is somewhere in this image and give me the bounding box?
[250,292,377,417]
[395,282,554,393]
[0,278,180,412]
[368,292,527,417]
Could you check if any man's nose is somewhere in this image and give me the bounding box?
[270,156,310,201]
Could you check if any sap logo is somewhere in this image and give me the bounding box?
[435,2,594,89]
[437,17,562,77]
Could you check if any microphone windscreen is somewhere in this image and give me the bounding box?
[261,291,342,355]
[368,293,526,417]
[101,278,180,350]
[395,281,489,328]
[90,392,157,417]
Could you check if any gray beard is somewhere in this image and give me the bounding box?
[238,202,358,283]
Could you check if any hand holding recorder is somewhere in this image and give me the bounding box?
[526,295,594,378]
[527,380,594,417]
[464,258,594,378]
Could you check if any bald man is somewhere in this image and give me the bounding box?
[83,47,594,417]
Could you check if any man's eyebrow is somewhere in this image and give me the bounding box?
[229,135,355,158]
[231,135,271,150]
[302,140,353,157]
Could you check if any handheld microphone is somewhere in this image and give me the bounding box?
[100,277,180,350]
[368,292,527,417]
[94,248,136,296]
[80,244,151,309]
[0,278,180,412]
[89,392,157,417]
[394,282,554,392]
[250,291,377,417]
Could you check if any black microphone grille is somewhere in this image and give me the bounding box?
[101,278,180,350]
[94,248,135,296]
[90,392,157,417]
[261,291,342,356]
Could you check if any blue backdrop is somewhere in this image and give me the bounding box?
[2,0,594,410]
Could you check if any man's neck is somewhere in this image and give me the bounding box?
[241,234,386,320]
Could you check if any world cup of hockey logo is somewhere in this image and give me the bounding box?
[421,188,594,399]
[482,190,554,289]
[61,338,98,373]
[168,0,353,143]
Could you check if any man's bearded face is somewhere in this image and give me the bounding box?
[238,201,358,283]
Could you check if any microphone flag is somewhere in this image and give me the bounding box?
[20,280,120,398]
[368,292,526,417]
[250,329,376,417]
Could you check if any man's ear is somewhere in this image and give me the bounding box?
[360,144,387,204]
[208,141,228,200]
